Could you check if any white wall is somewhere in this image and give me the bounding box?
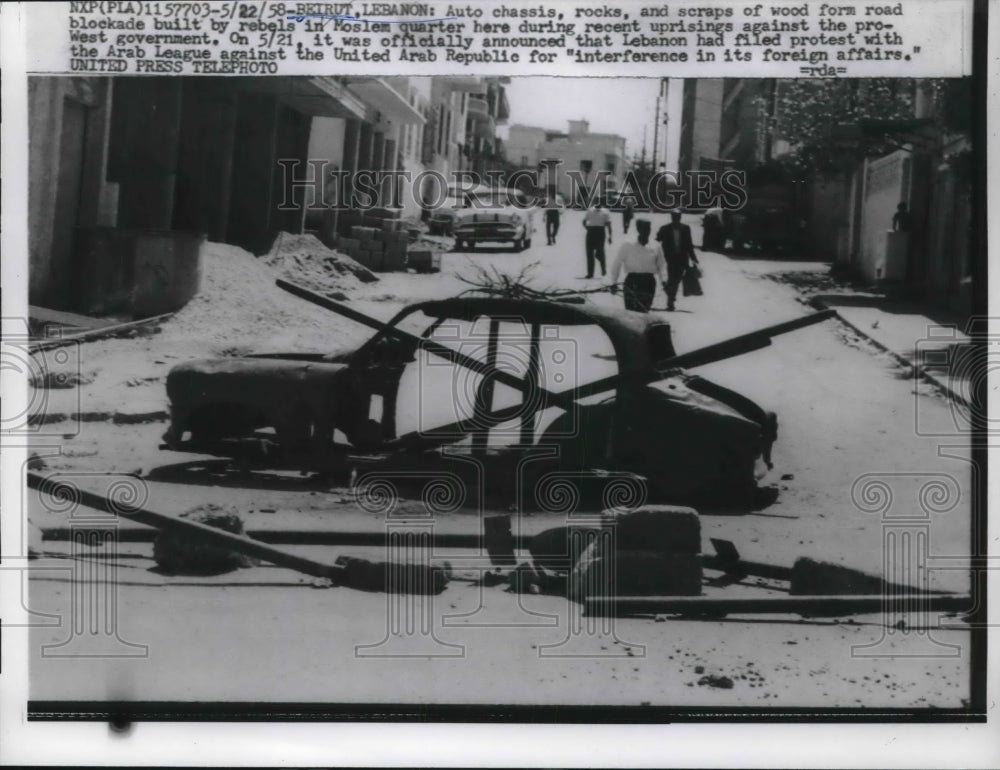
[858,150,910,282]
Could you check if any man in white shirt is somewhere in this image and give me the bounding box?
[582,202,612,278]
[608,219,665,312]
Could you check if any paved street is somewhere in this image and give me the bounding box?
[27,211,974,708]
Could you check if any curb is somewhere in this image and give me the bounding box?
[809,296,969,409]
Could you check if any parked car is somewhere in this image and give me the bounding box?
[426,183,472,236]
[451,188,537,252]
[723,184,805,255]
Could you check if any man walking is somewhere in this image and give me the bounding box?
[583,201,612,278]
[656,208,698,311]
[608,219,665,313]
[544,195,561,245]
[622,199,635,234]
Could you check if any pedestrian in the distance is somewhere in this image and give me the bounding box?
[583,201,612,278]
[544,195,561,245]
[656,208,699,312]
[622,199,635,234]
[701,206,725,251]
[608,219,665,313]
[892,201,912,232]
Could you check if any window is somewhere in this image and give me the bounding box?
[580,160,593,174]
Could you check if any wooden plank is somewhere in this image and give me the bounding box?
[29,305,120,331]
[27,472,345,581]
[584,594,972,618]
[29,312,174,352]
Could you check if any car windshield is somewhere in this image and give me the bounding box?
[465,189,530,208]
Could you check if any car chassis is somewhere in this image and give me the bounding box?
[162,280,834,505]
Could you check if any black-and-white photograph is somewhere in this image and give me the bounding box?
[16,66,985,720]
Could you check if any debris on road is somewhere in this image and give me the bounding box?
[698,674,734,689]
[265,232,378,293]
[153,504,258,576]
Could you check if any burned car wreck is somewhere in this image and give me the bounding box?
[163,280,831,505]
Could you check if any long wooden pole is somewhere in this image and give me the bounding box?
[27,472,345,581]
[584,594,972,618]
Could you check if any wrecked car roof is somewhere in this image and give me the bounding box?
[408,297,674,373]
[414,296,668,330]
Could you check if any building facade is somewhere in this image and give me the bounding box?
[506,120,627,205]
[677,79,723,173]
[28,74,510,313]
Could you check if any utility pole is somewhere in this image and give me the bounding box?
[652,92,660,170]
[662,111,670,170]
[641,126,647,169]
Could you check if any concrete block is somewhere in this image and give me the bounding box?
[569,545,702,601]
[407,249,440,273]
[351,226,378,242]
[606,505,702,555]
[383,244,407,272]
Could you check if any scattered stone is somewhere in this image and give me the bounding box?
[31,371,93,389]
[153,504,258,575]
[335,555,452,594]
[694,665,705,674]
[481,570,508,587]
[780,473,795,481]
[698,675,734,689]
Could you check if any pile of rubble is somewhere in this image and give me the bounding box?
[156,240,365,353]
[263,232,378,300]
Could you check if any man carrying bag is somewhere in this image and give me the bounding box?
[655,209,699,311]
[682,263,703,297]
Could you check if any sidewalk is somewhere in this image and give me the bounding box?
[808,292,973,407]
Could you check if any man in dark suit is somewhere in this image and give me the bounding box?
[656,208,699,311]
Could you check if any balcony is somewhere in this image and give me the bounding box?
[466,97,490,122]
[343,77,425,125]
[471,114,497,140]
[495,89,510,125]
[239,77,369,120]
